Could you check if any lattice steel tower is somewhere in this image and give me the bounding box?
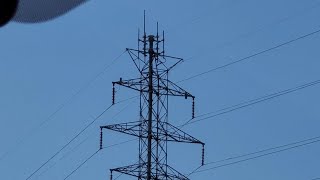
[100,14,205,180]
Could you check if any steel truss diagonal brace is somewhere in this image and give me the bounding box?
[110,163,143,179]
[101,121,144,138]
[126,48,184,73]
[110,163,189,180]
[162,122,203,144]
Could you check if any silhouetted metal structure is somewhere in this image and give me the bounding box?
[100,13,205,180]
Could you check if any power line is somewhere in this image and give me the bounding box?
[34,134,95,180]
[62,138,137,180]
[182,79,320,126]
[61,98,138,161]
[37,138,137,180]
[171,0,320,68]
[189,137,320,175]
[24,95,137,180]
[102,138,137,149]
[178,27,320,83]
[63,149,100,180]
[205,136,320,166]
[201,0,320,57]
[33,97,139,179]
[33,130,97,180]
[24,104,112,180]
[0,50,126,163]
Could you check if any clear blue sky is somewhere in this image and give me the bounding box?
[1,0,320,179]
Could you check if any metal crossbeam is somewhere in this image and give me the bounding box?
[101,121,204,144]
[113,78,194,98]
[110,163,189,180]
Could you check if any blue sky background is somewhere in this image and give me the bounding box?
[1,0,320,179]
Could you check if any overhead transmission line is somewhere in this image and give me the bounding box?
[36,138,136,180]
[0,50,126,163]
[181,78,320,127]
[63,138,137,180]
[63,149,100,180]
[61,98,137,161]
[24,104,112,180]
[178,27,320,83]
[24,95,136,180]
[32,98,138,180]
[188,135,320,176]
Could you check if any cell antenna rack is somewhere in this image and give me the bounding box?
[100,13,205,180]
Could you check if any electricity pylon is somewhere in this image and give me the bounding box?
[100,14,205,180]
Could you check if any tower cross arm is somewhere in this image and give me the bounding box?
[101,121,203,145]
[113,77,148,92]
[158,121,204,145]
[101,121,146,138]
[156,79,194,99]
[111,163,144,179]
[112,77,195,99]
[110,163,189,180]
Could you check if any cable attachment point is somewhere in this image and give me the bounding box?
[192,97,195,119]
[112,82,115,105]
[202,143,205,166]
[100,127,103,150]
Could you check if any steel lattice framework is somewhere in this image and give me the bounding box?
[100,15,205,180]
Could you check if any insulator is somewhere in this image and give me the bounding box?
[192,97,195,119]
[100,127,103,150]
[112,83,115,105]
[202,144,205,166]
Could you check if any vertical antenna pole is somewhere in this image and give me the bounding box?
[138,28,140,60]
[147,35,155,180]
[143,10,147,56]
[162,31,165,56]
[144,10,146,35]
[156,22,159,57]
